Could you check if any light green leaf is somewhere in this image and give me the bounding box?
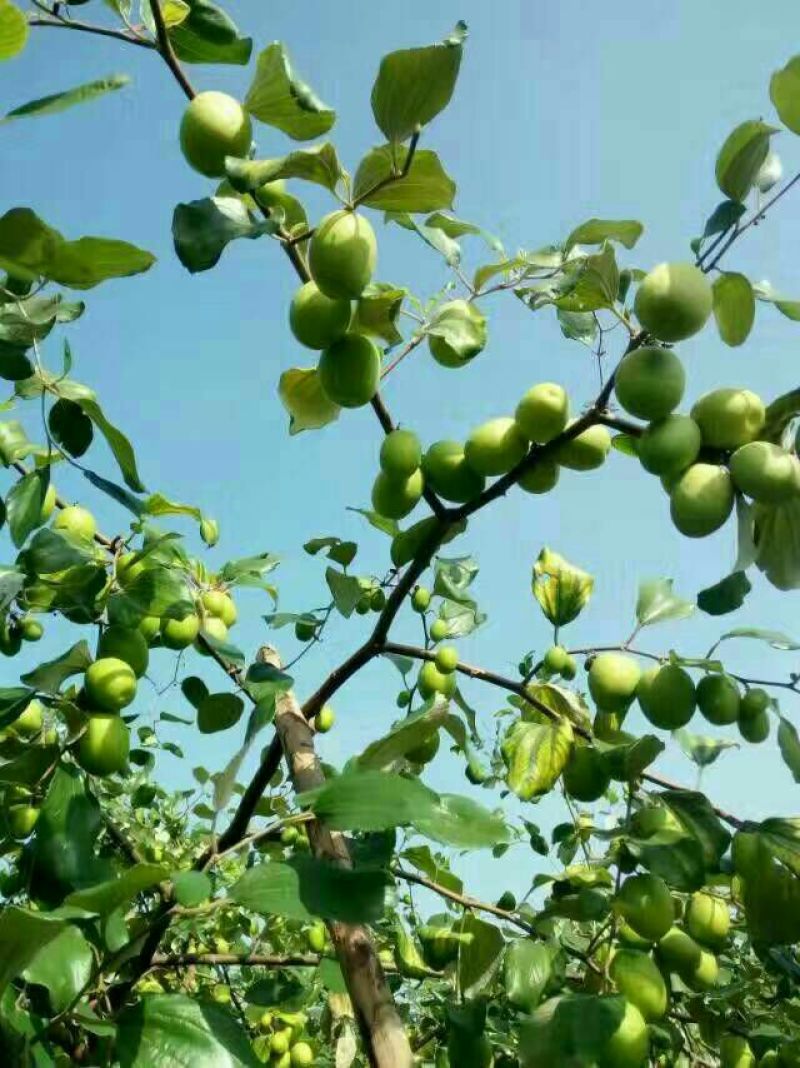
[501,718,574,801]
[413,793,510,850]
[778,717,800,783]
[715,119,777,202]
[301,769,439,832]
[457,914,504,998]
[753,280,800,323]
[197,692,244,734]
[139,0,189,32]
[555,244,619,312]
[245,42,334,140]
[171,871,212,907]
[169,0,252,66]
[770,55,800,134]
[65,864,169,916]
[0,0,27,61]
[426,300,487,360]
[46,236,155,289]
[143,493,201,522]
[357,702,448,770]
[325,566,363,618]
[353,145,456,212]
[0,908,65,1000]
[635,577,695,628]
[172,197,274,274]
[754,496,800,590]
[386,209,462,264]
[712,271,755,346]
[231,857,389,923]
[503,940,553,1013]
[3,74,130,122]
[278,366,340,434]
[23,925,93,1013]
[674,729,737,768]
[353,283,407,345]
[715,626,800,650]
[532,547,594,628]
[425,211,503,253]
[370,22,466,143]
[226,142,344,193]
[117,995,260,1068]
[565,218,643,251]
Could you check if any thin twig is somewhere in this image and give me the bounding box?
[29,12,154,48]
[149,0,195,100]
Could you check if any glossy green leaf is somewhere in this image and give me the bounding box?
[503,939,553,1012]
[22,527,95,574]
[635,577,695,628]
[427,300,487,359]
[674,728,737,768]
[304,535,357,568]
[0,686,33,728]
[0,908,65,1000]
[770,55,800,134]
[565,218,643,251]
[66,864,169,916]
[555,244,619,312]
[457,914,504,998]
[21,640,92,694]
[278,366,340,434]
[715,119,777,201]
[636,834,706,891]
[697,570,752,616]
[22,925,93,1013]
[302,769,438,832]
[715,626,800,650]
[712,271,755,346]
[414,792,510,850]
[532,547,594,627]
[357,702,448,770]
[425,211,503,252]
[172,197,274,274]
[171,870,212,908]
[354,283,407,345]
[371,23,466,143]
[47,236,155,289]
[197,692,244,734]
[7,469,50,548]
[231,857,389,923]
[245,42,334,139]
[502,718,574,800]
[658,788,731,868]
[169,0,252,66]
[778,717,800,783]
[49,398,93,457]
[0,0,27,61]
[117,995,260,1068]
[226,142,343,193]
[3,74,130,122]
[325,566,364,618]
[353,146,456,212]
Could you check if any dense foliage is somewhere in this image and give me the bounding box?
[1,3,800,1067]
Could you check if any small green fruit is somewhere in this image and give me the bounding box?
[730,441,799,503]
[684,947,719,991]
[434,645,458,674]
[290,1042,314,1067]
[614,346,685,421]
[515,383,569,442]
[19,617,43,642]
[422,440,485,502]
[138,616,161,643]
[697,673,740,725]
[370,588,386,611]
[161,613,201,650]
[309,210,377,299]
[306,922,326,953]
[429,618,448,642]
[562,744,610,802]
[739,708,769,744]
[97,626,149,678]
[76,714,130,777]
[6,803,39,840]
[465,417,528,476]
[116,552,146,588]
[179,91,252,178]
[634,262,713,341]
[318,333,381,408]
[417,661,456,699]
[555,422,611,471]
[371,469,424,520]
[719,1035,756,1068]
[411,587,431,612]
[53,504,96,541]
[543,645,569,674]
[684,891,730,949]
[740,687,770,719]
[690,388,766,449]
[614,873,674,942]
[588,653,641,713]
[670,463,734,538]
[270,1030,291,1056]
[518,457,560,494]
[380,429,422,479]
[289,281,351,350]
[396,690,411,708]
[428,299,487,368]
[12,699,43,738]
[295,618,317,642]
[561,654,577,680]
[84,657,137,712]
[315,705,335,733]
[406,732,440,765]
[637,415,702,476]
[636,664,696,730]
[609,949,668,1021]
[197,616,229,653]
[656,926,702,974]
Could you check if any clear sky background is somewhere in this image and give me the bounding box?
[2,0,800,901]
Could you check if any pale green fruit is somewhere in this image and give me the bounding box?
[289,281,351,350]
[690,388,765,449]
[406,731,440,765]
[739,708,770,744]
[614,873,674,942]
[434,645,458,673]
[422,440,485,502]
[637,415,702,476]
[76,714,130,777]
[464,417,528,476]
[555,422,611,470]
[684,947,719,991]
[515,383,569,442]
[603,998,650,1068]
[318,333,381,408]
[290,1042,314,1067]
[562,744,610,802]
[543,645,569,674]
[428,299,487,367]
[53,504,96,540]
[161,613,200,650]
[380,428,422,479]
[614,346,685,421]
[84,657,137,712]
[309,210,377,299]
[138,616,161,643]
[588,653,641,713]
[429,619,449,642]
[656,926,702,973]
[634,262,713,341]
[418,661,456,699]
[730,441,799,503]
[636,664,695,730]
[685,891,730,949]
[116,552,146,588]
[19,617,43,642]
[6,804,39,840]
[411,587,430,612]
[697,673,740,725]
[315,705,335,732]
[670,463,734,538]
[720,1036,756,1068]
[609,949,668,1021]
[371,469,424,519]
[97,626,149,678]
[630,805,682,839]
[179,91,252,177]
[518,457,560,494]
[202,590,237,627]
[12,699,44,738]
[197,616,229,653]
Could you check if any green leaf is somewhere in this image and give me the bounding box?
[0,908,65,1000]
[117,995,260,1068]
[386,209,462,263]
[245,42,334,140]
[278,366,339,435]
[325,566,364,618]
[197,692,244,734]
[46,236,156,290]
[357,702,448,770]
[3,74,130,122]
[0,207,60,282]
[22,527,95,574]
[401,844,463,894]
[674,728,737,768]
[712,271,755,346]
[635,834,706,891]
[354,145,456,212]
[599,733,664,782]
[354,283,407,345]
[753,280,800,324]
[0,0,26,61]
[20,640,92,694]
[413,793,510,850]
[170,870,212,908]
[427,300,487,360]
[778,717,800,783]
[658,788,731,868]
[226,142,343,194]
[701,199,747,241]
[169,0,252,66]
[558,308,598,345]
[0,745,59,786]
[22,925,93,1013]
[532,547,594,628]
[714,626,800,650]
[65,864,169,917]
[49,398,93,457]
[0,420,29,465]
[370,22,466,143]
[697,570,752,616]
[231,857,389,923]
[425,211,503,253]
[635,577,695,628]
[555,244,619,313]
[457,914,504,998]
[565,218,643,251]
[770,55,800,134]
[503,940,553,1013]
[7,469,50,548]
[751,497,800,591]
[302,770,439,832]
[172,197,274,274]
[0,686,34,729]
[715,119,777,202]
[304,535,357,568]
[501,718,574,800]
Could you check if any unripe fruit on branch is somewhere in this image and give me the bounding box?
[422,440,485,502]
[555,422,611,471]
[6,804,39,840]
[428,299,487,368]
[202,590,237,627]
[289,282,351,351]
[614,872,674,941]
[636,664,696,730]
[634,262,713,341]
[518,457,560,494]
[315,705,335,733]
[697,673,740,725]
[53,504,96,541]
[669,463,734,538]
[637,415,701,476]
[161,613,201,650]
[411,587,430,612]
[614,346,685,421]
[196,616,229,654]
[609,949,668,1021]
[76,713,130,777]
[464,417,528,476]
[380,429,422,479]
[434,645,458,674]
[690,388,765,449]
[730,441,799,503]
[309,210,377,299]
[318,333,380,408]
[684,891,730,949]
[588,652,641,713]
[84,657,137,712]
[562,744,610,802]
[12,699,43,738]
[97,626,149,678]
[179,91,252,178]
[515,383,569,442]
[417,661,456,699]
[371,469,424,520]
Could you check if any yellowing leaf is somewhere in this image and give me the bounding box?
[532,547,594,627]
[501,718,574,800]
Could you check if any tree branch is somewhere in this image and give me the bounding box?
[149,0,195,101]
[29,12,155,49]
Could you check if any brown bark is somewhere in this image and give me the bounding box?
[256,646,412,1068]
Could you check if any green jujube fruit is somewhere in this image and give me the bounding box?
[730,441,799,503]
[588,652,642,713]
[670,463,734,537]
[380,429,422,479]
[422,440,485,502]
[76,714,130,777]
[464,417,528,476]
[634,262,713,342]
[428,299,487,368]
[518,457,560,494]
[637,415,702,476]
[614,873,674,942]
[697,673,740,725]
[84,657,137,712]
[161,614,201,650]
[555,422,611,470]
[308,210,377,299]
[371,469,424,520]
[609,949,668,1021]
[515,383,569,442]
[417,661,457,699]
[690,388,766,449]
[739,709,770,743]
[318,333,381,408]
[179,91,252,178]
[289,282,351,350]
[656,926,702,974]
[684,891,730,949]
[563,744,611,802]
[614,346,686,421]
[636,664,696,730]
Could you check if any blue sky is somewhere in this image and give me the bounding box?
[2,0,800,900]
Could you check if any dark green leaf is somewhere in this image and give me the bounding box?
[3,74,130,122]
[22,527,94,573]
[65,864,169,916]
[21,640,92,694]
[22,925,93,1013]
[770,55,800,134]
[301,769,439,832]
[0,686,34,729]
[701,199,746,241]
[636,835,706,891]
[48,398,93,457]
[778,717,800,783]
[357,702,448,770]
[197,692,244,734]
[658,788,731,868]
[231,857,389,923]
[457,914,504,998]
[7,469,50,548]
[172,197,274,274]
[73,394,145,492]
[304,535,357,568]
[713,271,755,346]
[353,145,456,212]
[0,908,64,1001]
[117,995,260,1068]
[565,218,643,251]
[401,844,463,894]
[226,142,343,193]
[698,570,752,615]
[715,119,777,201]
[169,0,252,66]
[325,566,364,618]
[245,42,334,140]
[171,870,212,908]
